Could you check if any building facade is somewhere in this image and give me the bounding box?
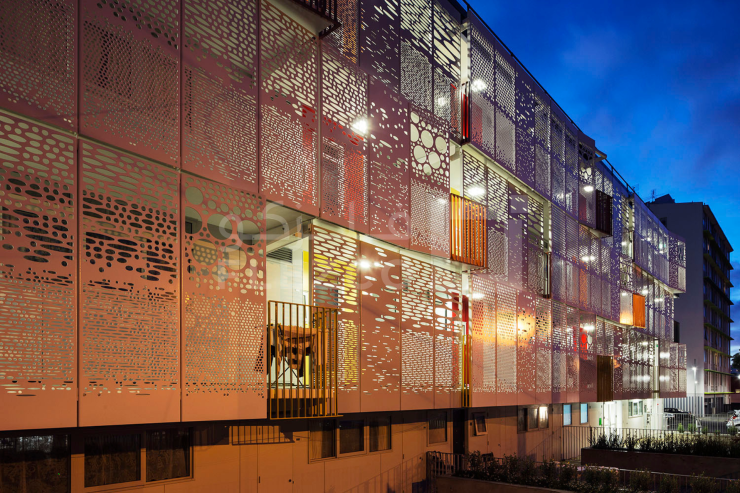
[649,196,733,415]
[0,0,686,491]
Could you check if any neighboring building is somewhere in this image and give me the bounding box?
[649,195,733,415]
[0,0,686,491]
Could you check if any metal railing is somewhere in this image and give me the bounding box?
[267,301,339,419]
[291,0,339,36]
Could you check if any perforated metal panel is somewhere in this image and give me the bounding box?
[496,282,517,405]
[433,265,462,408]
[551,301,567,402]
[566,305,579,402]
[578,312,596,402]
[535,297,552,403]
[81,0,180,165]
[486,171,508,281]
[312,226,361,413]
[516,291,535,404]
[260,1,318,214]
[468,13,496,159]
[470,273,496,407]
[182,0,258,191]
[0,0,77,130]
[462,150,486,204]
[327,0,359,63]
[360,0,400,90]
[79,141,179,426]
[368,77,410,247]
[0,113,77,430]
[400,255,434,409]
[360,241,401,411]
[432,0,461,138]
[181,174,265,421]
[321,45,368,232]
[400,0,432,112]
[515,70,535,187]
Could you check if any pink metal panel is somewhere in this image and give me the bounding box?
[182,0,258,191]
[79,141,179,426]
[80,0,180,165]
[468,14,496,159]
[516,291,536,405]
[495,53,516,174]
[368,76,410,248]
[551,301,567,403]
[470,273,496,407]
[0,113,77,431]
[578,134,595,229]
[432,0,461,138]
[321,45,368,232]
[181,175,266,421]
[565,305,579,403]
[486,171,508,281]
[579,312,597,402]
[360,0,400,91]
[433,265,462,408]
[400,255,434,409]
[260,1,318,214]
[0,0,77,130]
[564,129,579,219]
[311,226,361,413]
[534,92,551,199]
[360,241,401,411]
[507,185,527,291]
[515,67,535,188]
[400,0,433,112]
[535,297,552,404]
[496,282,517,405]
[409,107,450,257]
[462,150,487,204]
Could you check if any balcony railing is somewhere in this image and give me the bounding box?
[289,0,339,36]
[267,301,339,419]
[450,193,487,268]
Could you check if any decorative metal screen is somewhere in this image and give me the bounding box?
[182,0,259,191]
[535,297,552,403]
[0,0,77,130]
[433,265,462,408]
[496,282,517,405]
[79,141,179,426]
[516,291,536,404]
[260,0,318,214]
[551,301,567,402]
[515,69,535,187]
[470,273,496,407]
[327,0,359,63]
[81,0,180,165]
[359,241,401,411]
[360,0,400,90]
[0,113,77,430]
[181,174,265,421]
[579,312,597,402]
[433,0,461,138]
[450,194,487,267]
[400,0,433,112]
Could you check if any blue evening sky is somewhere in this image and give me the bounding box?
[466,0,740,353]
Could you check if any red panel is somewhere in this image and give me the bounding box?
[79,141,179,426]
[320,46,368,232]
[0,113,77,430]
[81,0,180,165]
[182,0,258,191]
[470,274,496,407]
[259,1,318,214]
[535,297,552,404]
[400,255,433,409]
[433,265,462,408]
[360,241,401,411]
[409,107,450,257]
[181,175,265,421]
[516,291,536,405]
[368,77,410,247]
[311,226,361,413]
[0,0,77,130]
[495,282,517,405]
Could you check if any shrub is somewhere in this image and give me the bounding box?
[689,423,697,434]
[582,465,603,491]
[600,467,620,493]
[538,460,559,488]
[658,475,679,493]
[725,480,740,493]
[629,469,653,493]
[519,457,537,485]
[639,435,655,452]
[729,425,737,437]
[690,473,718,493]
[677,424,685,434]
[624,433,639,452]
[501,454,519,484]
[559,462,578,489]
[702,427,708,435]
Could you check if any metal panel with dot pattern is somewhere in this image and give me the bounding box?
[181,174,266,421]
[516,290,536,405]
[535,296,552,403]
[432,0,461,138]
[79,141,179,427]
[495,282,517,405]
[0,112,77,430]
[551,300,567,403]
[360,0,400,91]
[327,0,360,64]
[400,0,432,112]
[433,264,462,408]
[470,273,496,407]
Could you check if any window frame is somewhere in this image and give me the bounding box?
[308,418,338,462]
[517,406,551,433]
[368,415,393,454]
[580,403,588,424]
[337,418,367,458]
[563,404,572,426]
[428,410,449,445]
[472,412,488,436]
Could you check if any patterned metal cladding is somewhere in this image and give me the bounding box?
[551,301,567,403]
[470,273,496,407]
[578,312,597,402]
[401,0,433,112]
[516,291,536,404]
[0,113,77,430]
[326,0,359,63]
[81,0,180,165]
[79,141,179,426]
[360,0,400,91]
[182,0,258,191]
[0,0,77,130]
[260,0,318,214]
[495,282,517,405]
[433,0,462,138]
[433,264,462,408]
[321,45,368,232]
[535,297,552,402]
[181,174,266,421]
[515,68,535,188]
[359,241,401,411]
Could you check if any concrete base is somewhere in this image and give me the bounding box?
[581,448,740,477]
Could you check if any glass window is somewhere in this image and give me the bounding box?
[309,419,335,460]
[527,407,538,430]
[146,429,191,482]
[563,404,572,426]
[84,433,141,487]
[580,403,588,424]
[339,420,364,455]
[0,435,70,492]
[429,411,447,444]
[369,417,391,452]
[538,406,549,429]
[517,408,527,432]
[473,413,488,435]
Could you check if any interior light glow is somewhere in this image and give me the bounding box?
[584,185,594,192]
[472,293,485,300]
[471,79,487,92]
[437,97,448,107]
[351,118,368,135]
[467,186,484,197]
[359,260,371,269]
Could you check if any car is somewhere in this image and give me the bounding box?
[727,412,740,430]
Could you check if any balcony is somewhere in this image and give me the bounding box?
[270,0,340,37]
[267,301,339,419]
[450,193,487,268]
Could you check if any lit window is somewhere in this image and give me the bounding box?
[563,404,572,426]
[580,403,588,424]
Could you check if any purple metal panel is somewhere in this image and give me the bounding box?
[496,282,517,405]
[400,0,433,112]
[533,92,551,199]
[515,67,535,188]
[400,255,434,409]
[578,133,596,228]
[81,0,180,165]
[551,301,567,403]
[321,45,369,233]
[360,0,400,91]
[516,291,536,405]
[181,175,266,421]
[409,107,450,257]
[79,141,179,427]
[0,0,77,130]
[327,0,360,64]
[368,76,410,248]
[260,1,318,215]
[508,185,527,291]
[462,150,487,204]
[470,273,496,407]
[535,297,552,404]
[432,0,461,138]
[433,265,462,408]
[182,0,258,191]
[312,226,361,413]
[360,241,401,411]
[0,113,77,431]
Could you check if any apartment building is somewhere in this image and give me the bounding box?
[649,195,733,415]
[0,0,686,491]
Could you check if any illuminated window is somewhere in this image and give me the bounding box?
[580,403,588,424]
[563,404,572,426]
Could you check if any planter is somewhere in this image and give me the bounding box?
[581,448,740,477]
[436,476,569,493]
